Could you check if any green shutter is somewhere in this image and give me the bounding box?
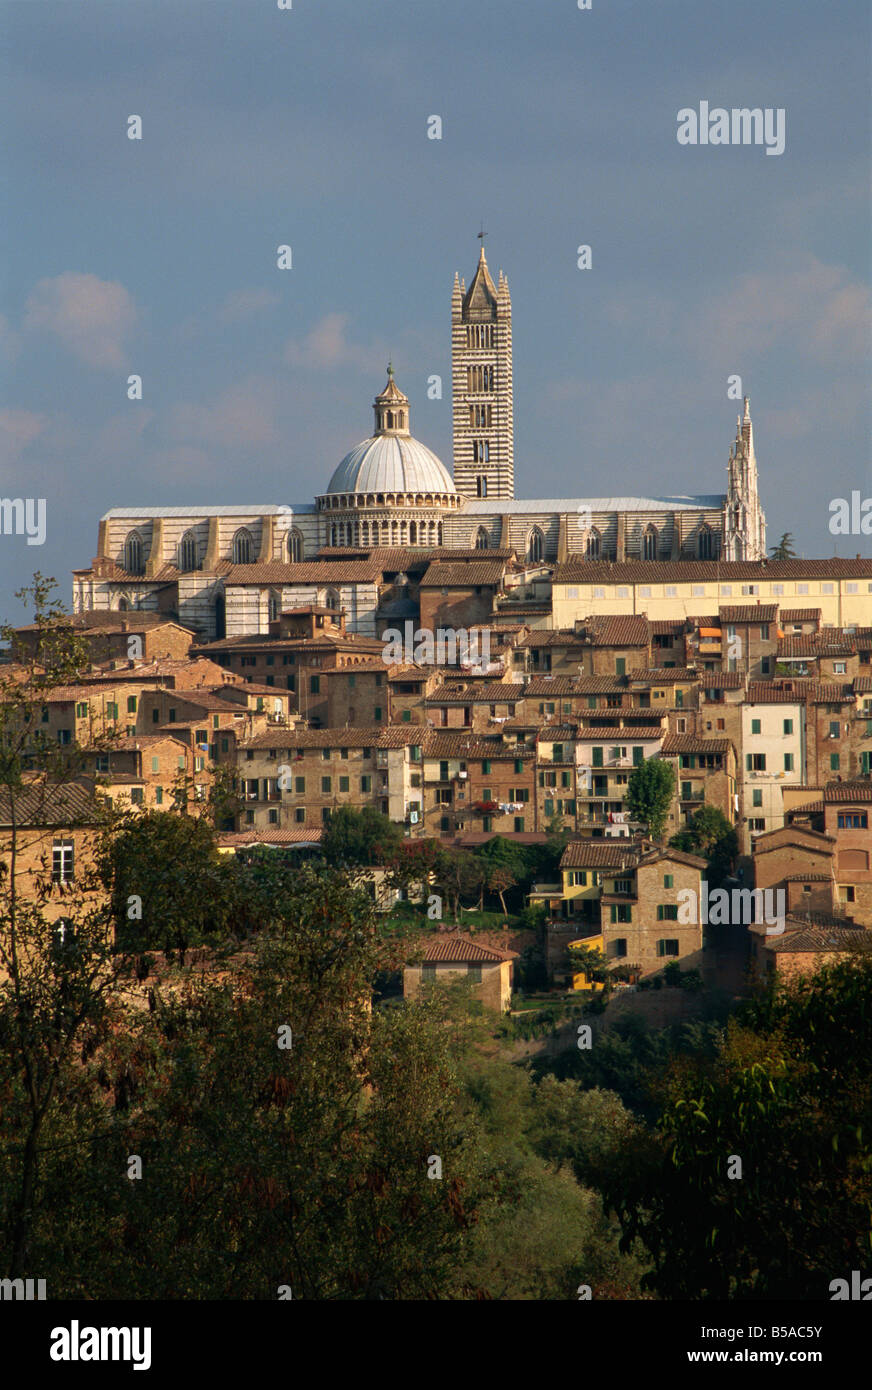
[592,746,603,768]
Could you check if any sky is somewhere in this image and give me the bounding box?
[1,0,870,625]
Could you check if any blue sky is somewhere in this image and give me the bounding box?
[1,0,869,623]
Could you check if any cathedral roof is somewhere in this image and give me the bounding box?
[325,434,456,496]
[463,246,498,315]
[325,369,456,497]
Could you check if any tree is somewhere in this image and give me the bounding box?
[626,758,675,841]
[2,864,493,1299]
[669,805,738,888]
[0,577,128,1279]
[321,805,403,869]
[603,955,872,1299]
[487,865,516,915]
[769,532,796,561]
[431,847,485,923]
[99,809,238,956]
[567,941,611,991]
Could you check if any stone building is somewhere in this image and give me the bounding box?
[72,246,767,638]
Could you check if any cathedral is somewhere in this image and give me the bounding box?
[73,247,766,638]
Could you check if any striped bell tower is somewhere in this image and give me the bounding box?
[451,239,514,499]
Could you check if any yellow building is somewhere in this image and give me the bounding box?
[552,559,872,630]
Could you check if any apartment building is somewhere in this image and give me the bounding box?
[661,734,738,834]
[741,691,806,854]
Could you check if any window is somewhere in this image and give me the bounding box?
[467,965,482,984]
[76,701,88,718]
[592,746,603,768]
[123,530,145,575]
[784,754,794,772]
[752,789,763,807]
[611,939,628,959]
[783,719,793,735]
[322,748,331,761]
[361,775,372,793]
[833,661,847,674]
[106,702,119,721]
[527,527,544,563]
[180,530,199,572]
[751,718,761,735]
[232,528,253,564]
[746,754,767,771]
[830,753,840,771]
[310,676,320,694]
[155,787,163,805]
[295,777,305,794]
[610,904,632,924]
[663,874,673,888]
[657,905,679,920]
[482,759,491,774]
[656,939,680,957]
[339,776,349,792]
[374,706,382,721]
[321,777,332,793]
[131,787,144,805]
[632,746,643,767]
[52,840,74,884]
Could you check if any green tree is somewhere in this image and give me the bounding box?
[627,757,675,840]
[321,804,403,869]
[99,809,238,956]
[0,577,127,1279]
[604,955,872,1299]
[769,532,796,560]
[669,805,738,888]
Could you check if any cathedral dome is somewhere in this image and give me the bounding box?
[326,434,455,496]
[324,367,456,497]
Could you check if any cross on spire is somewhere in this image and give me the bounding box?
[477,223,487,246]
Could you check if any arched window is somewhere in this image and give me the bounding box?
[123,531,144,576]
[179,530,198,572]
[370,521,379,545]
[409,521,417,544]
[288,528,304,562]
[324,588,339,612]
[232,528,253,564]
[118,597,131,612]
[585,528,601,561]
[268,593,279,622]
[642,525,658,561]
[475,527,489,550]
[698,525,714,560]
[527,528,544,563]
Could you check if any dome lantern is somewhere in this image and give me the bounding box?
[373,363,410,436]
